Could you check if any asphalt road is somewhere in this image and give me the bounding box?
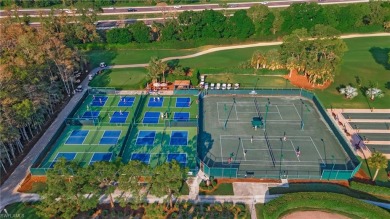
[2,0,368,28]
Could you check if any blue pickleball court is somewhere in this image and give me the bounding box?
[170,131,188,146]
[131,153,151,164]
[89,152,113,165]
[143,112,160,124]
[50,152,77,168]
[82,111,100,119]
[91,96,108,107]
[99,130,121,145]
[167,153,187,165]
[136,131,156,146]
[148,97,164,107]
[175,97,191,108]
[65,130,89,145]
[118,96,135,107]
[173,112,190,121]
[110,111,129,123]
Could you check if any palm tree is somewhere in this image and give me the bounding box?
[367,152,388,181]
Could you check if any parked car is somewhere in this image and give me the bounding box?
[88,74,94,81]
[227,83,232,90]
[234,83,240,90]
[222,83,227,90]
[127,8,137,12]
[75,85,83,92]
[205,83,209,90]
[100,62,107,68]
[216,83,221,90]
[200,81,205,88]
[200,75,205,82]
[210,83,215,90]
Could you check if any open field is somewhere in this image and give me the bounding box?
[88,36,390,108]
[89,68,148,90]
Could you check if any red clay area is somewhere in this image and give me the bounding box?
[18,174,46,193]
[285,70,331,90]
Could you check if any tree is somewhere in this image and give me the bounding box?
[130,21,151,43]
[89,160,120,208]
[147,57,168,83]
[367,152,388,181]
[118,161,150,204]
[36,159,99,219]
[339,85,358,99]
[149,161,188,209]
[228,10,255,39]
[106,28,132,44]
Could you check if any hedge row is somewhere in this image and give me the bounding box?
[263,192,390,219]
[350,181,390,197]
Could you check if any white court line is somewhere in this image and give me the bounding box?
[275,105,283,120]
[293,104,302,120]
[240,138,246,161]
[236,111,279,114]
[234,103,239,120]
[290,140,300,162]
[310,136,324,164]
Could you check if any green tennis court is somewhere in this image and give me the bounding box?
[200,95,352,179]
[39,125,128,168]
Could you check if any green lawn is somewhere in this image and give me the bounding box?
[359,157,390,185]
[87,49,197,67]
[315,36,390,109]
[87,36,390,108]
[3,202,44,219]
[89,68,148,90]
[199,183,234,195]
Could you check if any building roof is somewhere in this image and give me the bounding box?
[174,80,190,86]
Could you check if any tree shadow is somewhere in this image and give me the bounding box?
[89,69,112,87]
[369,47,390,70]
[385,82,390,90]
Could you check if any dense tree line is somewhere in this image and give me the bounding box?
[103,2,389,45]
[37,159,188,219]
[0,12,98,177]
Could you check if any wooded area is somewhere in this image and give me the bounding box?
[0,12,98,179]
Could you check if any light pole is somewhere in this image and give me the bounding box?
[279,137,284,179]
[328,155,335,180]
[300,99,304,130]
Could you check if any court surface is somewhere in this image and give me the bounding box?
[200,96,351,178]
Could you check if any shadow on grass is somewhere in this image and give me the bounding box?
[89,69,112,88]
[369,47,390,70]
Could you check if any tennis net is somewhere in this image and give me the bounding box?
[264,130,276,167]
[254,98,263,119]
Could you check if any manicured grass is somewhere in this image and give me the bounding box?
[315,36,390,109]
[199,183,234,195]
[4,202,43,219]
[206,74,293,88]
[87,49,196,67]
[263,192,390,219]
[87,36,389,108]
[89,68,148,90]
[256,203,265,219]
[359,157,390,184]
[268,183,390,202]
[25,182,47,193]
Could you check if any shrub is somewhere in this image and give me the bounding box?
[350,181,390,196]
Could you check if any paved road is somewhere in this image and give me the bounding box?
[0,32,389,213]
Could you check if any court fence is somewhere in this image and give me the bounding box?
[88,87,117,95]
[30,90,90,175]
[200,88,361,180]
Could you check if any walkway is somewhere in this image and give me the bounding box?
[1,32,390,214]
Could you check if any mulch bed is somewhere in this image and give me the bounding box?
[288,179,349,187]
[18,174,47,193]
[284,69,331,90]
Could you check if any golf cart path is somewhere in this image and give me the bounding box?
[1,32,390,212]
[109,32,390,69]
